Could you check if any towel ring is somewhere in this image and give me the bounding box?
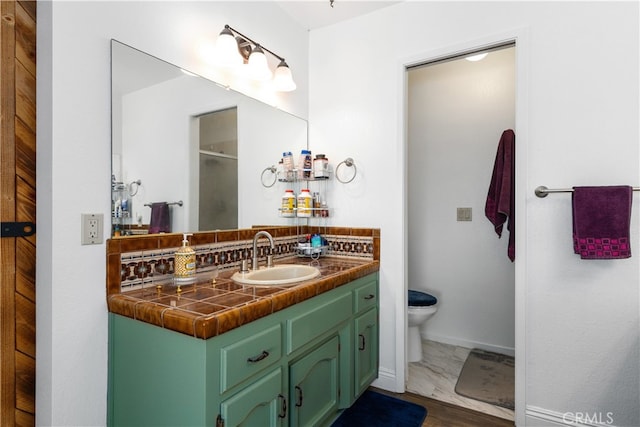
[261,166,278,188]
[335,157,357,184]
[128,179,142,196]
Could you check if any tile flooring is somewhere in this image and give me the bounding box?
[406,339,515,422]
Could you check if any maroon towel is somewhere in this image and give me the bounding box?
[572,186,632,259]
[485,129,515,261]
[148,202,171,234]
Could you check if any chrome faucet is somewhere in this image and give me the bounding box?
[252,230,275,270]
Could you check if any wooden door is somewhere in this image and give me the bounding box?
[0,1,36,425]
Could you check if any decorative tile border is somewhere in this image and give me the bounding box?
[323,235,375,260]
[110,227,378,293]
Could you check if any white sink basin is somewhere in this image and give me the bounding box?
[231,264,320,286]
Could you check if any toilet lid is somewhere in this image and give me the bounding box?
[408,290,437,307]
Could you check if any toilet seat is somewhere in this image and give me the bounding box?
[408,290,437,307]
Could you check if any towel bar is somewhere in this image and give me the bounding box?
[144,201,183,207]
[535,185,640,198]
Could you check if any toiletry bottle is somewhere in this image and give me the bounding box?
[276,159,284,180]
[313,154,329,179]
[282,151,294,180]
[174,233,196,281]
[321,201,329,217]
[311,233,322,248]
[298,150,312,180]
[297,189,312,217]
[281,189,296,217]
[312,192,320,217]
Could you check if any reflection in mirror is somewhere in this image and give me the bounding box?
[111,40,308,236]
[198,108,238,230]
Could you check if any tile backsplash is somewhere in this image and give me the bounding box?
[107,226,380,295]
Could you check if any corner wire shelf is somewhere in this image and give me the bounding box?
[261,157,357,188]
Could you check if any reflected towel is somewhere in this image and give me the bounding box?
[148,202,171,234]
[572,186,632,259]
[485,129,515,261]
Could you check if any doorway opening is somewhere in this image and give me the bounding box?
[198,108,239,230]
[406,43,516,421]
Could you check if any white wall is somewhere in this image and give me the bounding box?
[309,2,639,426]
[37,2,308,425]
[408,48,516,355]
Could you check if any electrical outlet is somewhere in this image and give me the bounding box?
[81,213,104,245]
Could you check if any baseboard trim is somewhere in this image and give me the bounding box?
[371,367,401,392]
[526,405,617,427]
[422,332,515,357]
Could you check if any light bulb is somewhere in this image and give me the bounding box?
[247,45,272,81]
[273,60,296,92]
[216,26,243,67]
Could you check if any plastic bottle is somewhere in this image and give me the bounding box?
[281,189,296,217]
[313,154,329,179]
[320,201,329,218]
[312,192,320,217]
[297,189,312,217]
[276,159,284,180]
[298,149,312,180]
[282,151,294,181]
[174,233,196,282]
[311,233,322,248]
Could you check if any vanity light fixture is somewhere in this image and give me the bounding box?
[216,24,296,91]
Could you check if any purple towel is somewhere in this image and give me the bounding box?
[148,202,171,234]
[485,129,515,261]
[572,186,632,259]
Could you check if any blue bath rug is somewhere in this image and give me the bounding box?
[331,390,427,427]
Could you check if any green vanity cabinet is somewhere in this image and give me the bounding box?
[219,367,285,427]
[354,307,379,397]
[108,273,378,426]
[289,335,341,426]
[352,277,379,399]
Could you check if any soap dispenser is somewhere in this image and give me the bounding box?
[174,233,196,282]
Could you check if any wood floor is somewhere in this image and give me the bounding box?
[372,387,515,427]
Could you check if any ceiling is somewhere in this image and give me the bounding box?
[274,0,401,30]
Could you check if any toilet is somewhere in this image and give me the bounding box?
[408,290,438,363]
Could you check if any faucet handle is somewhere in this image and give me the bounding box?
[241,259,249,272]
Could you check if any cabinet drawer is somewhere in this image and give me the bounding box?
[220,324,282,393]
[287,292,352,354]
[353,280,378,314]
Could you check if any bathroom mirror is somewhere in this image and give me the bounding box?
[111,40,308,236]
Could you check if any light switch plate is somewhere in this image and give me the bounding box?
[81,213,104,245]
[457,207,472,221]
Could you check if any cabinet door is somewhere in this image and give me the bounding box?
[354,308,379,398]
[289,336,340,427]
[219,368,285,427]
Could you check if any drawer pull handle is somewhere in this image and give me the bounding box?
[364,294,375,300]
[295,386,303,407]
[278,394,287,418]
[247,350,269,363]
[359,334,366,351]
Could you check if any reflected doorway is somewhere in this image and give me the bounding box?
[198,108,238,230]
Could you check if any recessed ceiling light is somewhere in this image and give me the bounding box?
[465,52,488,62]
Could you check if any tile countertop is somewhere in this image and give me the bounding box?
[107,256,380,339]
